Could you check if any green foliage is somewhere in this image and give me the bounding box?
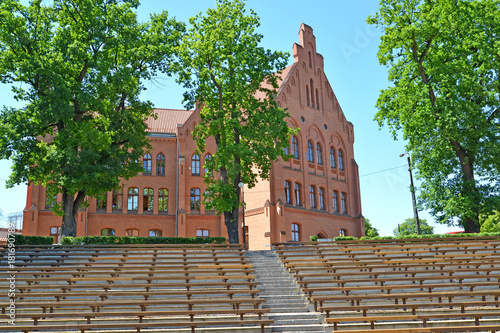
[480,211,500,233]
[309,235,318,242]
[394,218,434,237]
[0,0,184,236]
[368,0,500,232]
[61,236,226,245]
[174,0,296,243]
[13,235,54,245]
[333,236,357,241]
[364,218,380,237]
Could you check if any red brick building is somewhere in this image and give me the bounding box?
[22,24,364,250]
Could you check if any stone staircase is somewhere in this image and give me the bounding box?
[246,250,327,333]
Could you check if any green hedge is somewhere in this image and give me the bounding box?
[61,236,227,245]
[359,232,500,241]
[12,235,54,245]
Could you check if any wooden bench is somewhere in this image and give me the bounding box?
[13,286,262,301]
[0,318,274,333]
[320,325,500,333]
[325,311,500,330]
[296,272,500,289]
[319,299,500,317]
[301,280,500,297]
[1,265,255,279]
[9,308,271,325]
[15,280,259,294]
[1,296,267,314]
[309,289,500,311]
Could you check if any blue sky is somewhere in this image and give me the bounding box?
[0,0,461,235]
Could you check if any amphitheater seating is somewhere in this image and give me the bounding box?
[273,236,500,331]
[0,243,272,333]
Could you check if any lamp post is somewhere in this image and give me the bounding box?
[400,153,421,235]
[238,182,247,248]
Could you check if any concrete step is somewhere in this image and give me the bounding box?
[268,324,327,332]
[248,250,326,333]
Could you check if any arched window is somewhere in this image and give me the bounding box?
[128,187,138,211]
[192,154,200,175]
[294,183,301,207]
[112,189,123,211]
[332,190,339,213]
[156,153,165,175]
[291,223,300,241]
[330,147,336,169]
[338,149,345,171]
[125,228,139,237]
[318,187,325,210]
[316,143,323,165]
[204,153,212,175]
[310,79,315,108]
[149,229,162,237]
[307,140,314,163]
[101,228,115,236]
[143,153,152,174]
[341,192,347,214]
[158,188,168,212]
[284,180,291,204]
[143,188,153,212]
[306,85,310,106]
[308,51,312,68]
[50,226,61,244]
[309,185,316,208]
[292,136,300,159]
[196,229,210,237]
[339,229,347,237]
[190,188,201,211]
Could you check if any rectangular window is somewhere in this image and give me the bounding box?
[196,229,209,237]
[318,188,325,210]
[158,188,168,212]
[341,192,347,214]
[112,189,123,211]
[309,185,316,208]
[332,191,339,213]
[294,183,301,206]
[143,188,154,212]
[128,187,138,211]
[284,181,291,204]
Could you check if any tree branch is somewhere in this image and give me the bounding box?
[488,107,500,123]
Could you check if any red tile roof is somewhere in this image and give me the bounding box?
[146,108,194,134]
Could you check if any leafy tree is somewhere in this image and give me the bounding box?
[175,0,295,243]
[0,0,184,236]
[364,218,380,238]
[368,0,500,232]
[394,218,434,237]
[480,211,500,233]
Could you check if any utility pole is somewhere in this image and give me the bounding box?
[400,153,421,235]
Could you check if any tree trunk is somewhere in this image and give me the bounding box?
[61,190,86,238]
[224,207,240,244]
[450,139,481,233]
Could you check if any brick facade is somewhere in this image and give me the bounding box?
[22,24,364,250]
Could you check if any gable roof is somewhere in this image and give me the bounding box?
[146,108,194,134]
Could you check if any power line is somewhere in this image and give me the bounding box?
[359,165,407,178]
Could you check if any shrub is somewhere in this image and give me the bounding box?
[13,235,54,245]
[61,236,227,245]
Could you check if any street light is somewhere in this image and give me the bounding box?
[400,153,421,235]
[238,182,247,248]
